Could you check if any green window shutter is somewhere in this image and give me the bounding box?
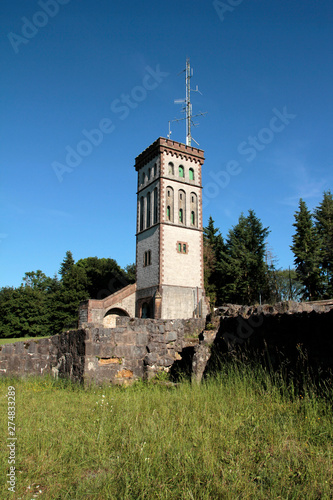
[191,211,195,225]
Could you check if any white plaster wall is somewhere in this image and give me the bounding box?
[161,285,202,319]
[162,224,202,288]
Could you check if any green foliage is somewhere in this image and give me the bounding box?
[289,192,333,300]
[76,256,133,299]
[0,370,332,499]
[313,190,333,297]
[203,216,226,307]
[218,210,270,305]
[273,268,303,302]
[0,252,134,338]
[204,211,271,306]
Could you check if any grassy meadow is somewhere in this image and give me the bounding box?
[0,363,332,499]
[0,337,50,345]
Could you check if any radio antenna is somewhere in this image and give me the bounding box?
[170,57,207,146]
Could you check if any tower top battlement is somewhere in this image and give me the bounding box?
[135,137,205,171]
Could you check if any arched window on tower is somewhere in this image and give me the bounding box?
[178,189,186,225]
[166,186,174,222]
[179,165,184,178]
[190,192,198,227]
[141,172,145,185]
[153,187,158,224]
[146,192,151,228]
[191,211,195,225]
[189,168,194,181]
[168,162,174,175]
[140,196,144,231]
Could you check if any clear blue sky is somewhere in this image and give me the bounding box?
[1,0,332,288]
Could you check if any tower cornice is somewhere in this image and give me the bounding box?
[135,137,205,171]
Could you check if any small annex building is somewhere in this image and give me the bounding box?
[79,137,209,327]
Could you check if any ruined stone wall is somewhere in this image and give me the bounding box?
[0,318,205,385]
[84,317,205,384]
[1,301,332,386]
[202,302,333,383]
[0,330,85,382]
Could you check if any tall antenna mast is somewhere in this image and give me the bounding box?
[185,58,192,146]
[171,57,207,146]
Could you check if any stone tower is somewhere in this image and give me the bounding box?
[135,137,208,319]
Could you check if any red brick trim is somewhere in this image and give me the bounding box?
[159,156,165,286]
[135,137,205,171]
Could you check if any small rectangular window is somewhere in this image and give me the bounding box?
[143,250,152,266]
[177,242,188,254]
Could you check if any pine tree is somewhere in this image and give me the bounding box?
[220,210,270,304]
[53,251,89,332]
[291,199,322,300]
[203,217,225,306]
[314,190,333,297]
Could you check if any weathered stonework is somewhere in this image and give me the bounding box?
[0,318,205,385]
[2,301,332,386]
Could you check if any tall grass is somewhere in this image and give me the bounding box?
[0,363,332,499]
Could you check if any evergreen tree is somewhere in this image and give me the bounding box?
[314,190,333,297]
[291,199,322,300]
[220,210,270,304]
[274,269,303,302]
[203,217,225,307]
[53,251,89,332]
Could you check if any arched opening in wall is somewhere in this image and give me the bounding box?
[141,302,150,318]
[189,168,194,181]
[168,162,174,175]
[103,308,129,328]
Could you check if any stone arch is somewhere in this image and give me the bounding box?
[103,307,130,328]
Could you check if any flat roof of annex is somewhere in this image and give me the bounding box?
[134,137,205,171]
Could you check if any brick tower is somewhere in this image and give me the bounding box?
[135,137,208,319]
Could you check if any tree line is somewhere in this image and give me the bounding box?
[0,253,135,338]
[204,190,333,307]
[0,190,332,338]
